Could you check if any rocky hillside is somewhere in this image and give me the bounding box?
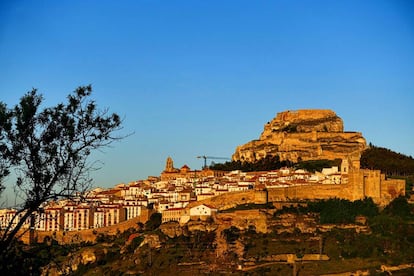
[233,109,366,163]
[39,197,414,276]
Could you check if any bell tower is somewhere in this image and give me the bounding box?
[165,156,174,172]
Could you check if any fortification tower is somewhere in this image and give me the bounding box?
[340,158,349,174]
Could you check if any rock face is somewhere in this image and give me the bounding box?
[233,109,366,163]
[41,247,107,276]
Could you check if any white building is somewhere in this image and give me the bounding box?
[189,204,217,219]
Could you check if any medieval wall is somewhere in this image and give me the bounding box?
[380,178,406,206]
[266,169,405,206]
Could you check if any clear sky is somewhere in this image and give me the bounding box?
[0,1,413,196]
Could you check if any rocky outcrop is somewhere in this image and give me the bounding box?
[139,234,161,249]
[187,220,219,232]
[41,247,108,276]
[159,221,184,238]
[216,210,268,233]
[233,109,366,163]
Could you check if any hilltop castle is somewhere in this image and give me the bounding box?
[233,109,367,163]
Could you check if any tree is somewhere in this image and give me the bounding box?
[223,226,240,244]
[384,196,412,219]
[145,213,162,231]
[0,85,123,258]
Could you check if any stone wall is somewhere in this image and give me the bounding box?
[192,167,405,210]
[266,169,405,206]
[188,190,257,210]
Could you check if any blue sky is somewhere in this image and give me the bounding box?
[0,0,413,194]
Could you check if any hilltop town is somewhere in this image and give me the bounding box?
[1,109,413,275]
[0,110,405,239]
[1,155,401,235]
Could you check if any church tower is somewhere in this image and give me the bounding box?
[165,156,174,172]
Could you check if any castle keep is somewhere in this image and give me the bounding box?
[233,109,367,163]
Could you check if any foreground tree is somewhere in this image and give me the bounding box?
[0,85,123,260]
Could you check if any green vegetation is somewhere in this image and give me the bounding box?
[212,157,341,173]
[210,155,293,171]
[309,197,379,224]
[295,159,342,173]
[361,145,414,176]
[0,238,94,275]
[145,212,162,231]
[223,226,240,243]
[126,236,144,253]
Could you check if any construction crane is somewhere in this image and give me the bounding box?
[197,155,231,169]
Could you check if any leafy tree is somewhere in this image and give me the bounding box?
[383,196,413,219]
[126,236,144,253]
[145,212,162,231]
[295,159,342,173]
[307,197,378,224]
[0,86,123,260]
[211,155,293,172]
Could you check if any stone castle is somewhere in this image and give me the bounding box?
[229,109,404,206]
[233,109,367,162]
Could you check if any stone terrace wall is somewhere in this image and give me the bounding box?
[267,184,354,202]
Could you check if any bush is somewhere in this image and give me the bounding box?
[223,226,240,243]
[145,213,162,231]
[126,236,144,253]
[307,198,379,224]
[384,196,413,219]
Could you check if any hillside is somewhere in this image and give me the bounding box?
[34,197,414,276]
[361,145,414,176]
